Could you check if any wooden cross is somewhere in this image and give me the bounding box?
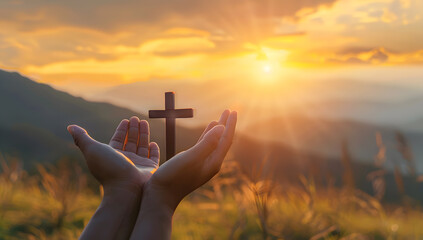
[149,92,194,161]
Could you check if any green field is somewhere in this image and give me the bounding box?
[0,159,422,240]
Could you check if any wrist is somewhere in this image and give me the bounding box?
[141,181,179,214]
[80,182,142,240]
[129,185,174,240]
[102,180,143,197]
[100,182,142,213]
[100,181,143,211]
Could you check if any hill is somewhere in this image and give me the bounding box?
[0,70,200,167]
[87,78,423,128]
[245,115,423,173]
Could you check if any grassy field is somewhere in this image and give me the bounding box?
[0,158,422,240]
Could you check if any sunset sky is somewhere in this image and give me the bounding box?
[1,0,423,95]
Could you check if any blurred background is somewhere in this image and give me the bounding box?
[1,0,423,239]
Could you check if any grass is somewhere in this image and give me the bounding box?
[0,158,423,240]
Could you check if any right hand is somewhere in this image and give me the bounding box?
[144,110,237,210]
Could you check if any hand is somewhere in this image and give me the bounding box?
[129,110,237,240]
[145,110,237,210]
[67,117,159,193]
[68,117,160,240]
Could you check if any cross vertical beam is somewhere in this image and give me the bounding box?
[149,92,194,162]
[165,92,175,161]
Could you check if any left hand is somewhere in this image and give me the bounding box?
[67,116,159,194]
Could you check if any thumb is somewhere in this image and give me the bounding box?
[67,125,96,152]
[184,125,225,162]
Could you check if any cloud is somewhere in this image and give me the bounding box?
[141,37,216,57]
[0,0,340,69]
[337,47,375,55]
[369,49,389,63]
[325,47,423,65]
[0,0,338,34]
[1,0,423,95]
[330,47,390,65]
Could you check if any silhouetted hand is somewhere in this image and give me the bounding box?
[149,110,236,208]
[130,110,237,240]
[67,116,159,240]
[67,117,159,193]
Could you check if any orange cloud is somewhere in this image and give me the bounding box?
[0,0,422,95]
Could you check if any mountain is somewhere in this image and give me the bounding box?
[407,118,423,132]
[85,77,423,174]
[307,97,423,128]
[87,79,245,126]
[0,70,201,167]
[87,78,423,130]
[245,115,423,173]
[232,135,423,202]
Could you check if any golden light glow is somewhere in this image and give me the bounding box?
[0,0,421,95]
[263,65,272,73]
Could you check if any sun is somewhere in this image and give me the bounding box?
[256,62,278,84]
[246,47,291,84]
[263,65,272,73]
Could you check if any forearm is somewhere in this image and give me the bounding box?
[80,184,142,240]
[129,188,176,240]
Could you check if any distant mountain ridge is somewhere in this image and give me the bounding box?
[0,70,200,166]
[89,77,423,173]
[88,78,423,130]
[244,115,423,172]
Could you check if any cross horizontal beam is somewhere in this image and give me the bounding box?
[149,109,194,118]
[148,92,194,162]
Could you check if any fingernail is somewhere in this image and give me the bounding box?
[215,125,225,136]
[67,125,73,134]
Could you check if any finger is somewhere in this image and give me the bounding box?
[149,142,160,164]
[197,121,218,143]
[109,119,129,150]
[67,125,97,153]
[218,109,230,126]
[211,111,237,165]
[182,125,225,164]
[137,120,150,157]
[124,116,140,153]
[196,110,228,143]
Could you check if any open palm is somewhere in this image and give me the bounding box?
[145,110,237,209]
[129,110,237,240]
[68,116,159,191]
